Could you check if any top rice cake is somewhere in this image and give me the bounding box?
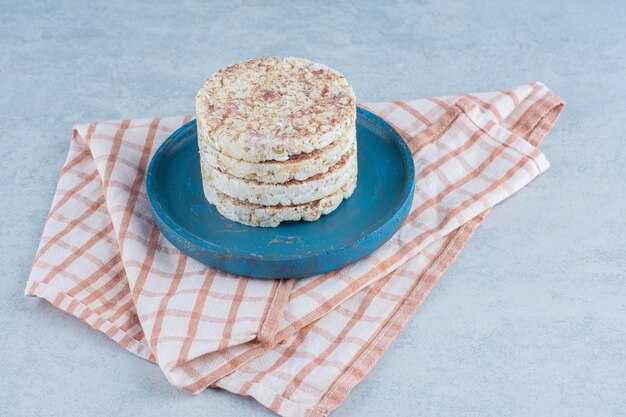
[196,56,356,162]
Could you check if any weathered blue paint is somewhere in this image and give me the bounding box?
[146,107,415,279]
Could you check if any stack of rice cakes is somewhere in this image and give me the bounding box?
[196,57,357,227]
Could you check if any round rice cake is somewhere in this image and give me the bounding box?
[199,144,357,206]
[201,168,357,228]
[198,124,355,184]
[196,56,356,162]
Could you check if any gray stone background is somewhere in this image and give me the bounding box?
[1,0,624,416]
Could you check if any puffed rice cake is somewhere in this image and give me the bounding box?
[196,56,357,227]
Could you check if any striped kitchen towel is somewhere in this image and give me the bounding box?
[25,82,564,417]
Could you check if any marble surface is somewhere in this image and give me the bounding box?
[1,1,624,416]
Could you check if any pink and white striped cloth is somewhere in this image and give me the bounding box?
[25,82,564,417]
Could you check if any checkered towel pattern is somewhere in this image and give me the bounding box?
[26,83,563,417]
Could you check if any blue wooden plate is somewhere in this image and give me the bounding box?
[146,107,415,279]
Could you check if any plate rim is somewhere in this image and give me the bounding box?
[146,106,415,264]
